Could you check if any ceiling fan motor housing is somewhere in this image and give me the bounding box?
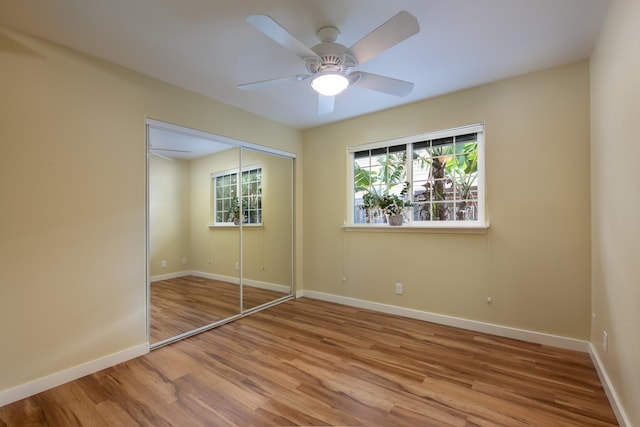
[307,41,356,75]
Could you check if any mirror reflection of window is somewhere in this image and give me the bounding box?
[212,166,263,225]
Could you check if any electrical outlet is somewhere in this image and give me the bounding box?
[395,283,403,295]
[603,331,608,352]
[235,261,239,270]
[161,260,167,268]
[182,257,187,265]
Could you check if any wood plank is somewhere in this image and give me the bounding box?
[150,276,287,343]
[0,298,618,426]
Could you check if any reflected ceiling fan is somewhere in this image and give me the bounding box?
[148,146,191,161]
[238,11,420,115]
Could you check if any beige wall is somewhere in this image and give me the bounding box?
[303,61,591,339]
[0,26,302,392]
[189,147,242,280]
[590,0,640,424]
[149,156,191,276]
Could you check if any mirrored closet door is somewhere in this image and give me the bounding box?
[240,148,293,313]
[147,120,294,348]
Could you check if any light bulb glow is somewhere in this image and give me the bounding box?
[311,73,349,96]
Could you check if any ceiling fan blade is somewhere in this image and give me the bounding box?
[238,74,309,90]
[348,11,419,65]
[317,95,335,115]
[351,72,414,97]
[247,15,317,60]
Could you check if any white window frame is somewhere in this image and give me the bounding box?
[211,164,263,226]
[347,124,487,231]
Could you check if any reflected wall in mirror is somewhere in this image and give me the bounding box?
[240,149,293,312]
[147,121,294,347]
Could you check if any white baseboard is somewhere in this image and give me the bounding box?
[157,270,290,294]
[150,271,189,282]
[588,344,631,427]
[189,270,240,284]
[297,290,589,352]
[0,343,148,407]
[241,277,290,294]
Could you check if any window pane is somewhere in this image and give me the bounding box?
[455,200,478,221]
[434,202,454,220]
[456,133,477,143]
[413,202,455,221]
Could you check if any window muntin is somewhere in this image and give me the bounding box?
[350,124,484,227]
[212,166,262,225]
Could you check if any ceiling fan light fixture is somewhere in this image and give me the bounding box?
[311,72,349,96]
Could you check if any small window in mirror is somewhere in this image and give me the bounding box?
[212,166,262,225]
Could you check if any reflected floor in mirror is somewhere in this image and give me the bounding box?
[150,275,288,344]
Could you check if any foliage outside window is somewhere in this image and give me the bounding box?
[352,124,484,226]
[212,166,262,225]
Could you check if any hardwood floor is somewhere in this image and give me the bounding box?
[1,298,617,426]
[150,276,288,343]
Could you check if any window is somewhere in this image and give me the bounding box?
[212,166,262,225]
[351,124,485,227]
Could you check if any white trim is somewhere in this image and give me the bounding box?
[191,270,291,294]
[0,343,148,407]
[348,123,484,153]
[210,163,262,179]
[588,344,632,427]
[343,224,489,234]
[192,271,239,284]
[242,278,291,294]
[150,271,190,282]
[208,223,264,229]
[152,270,291,294]
[297,290,589,352]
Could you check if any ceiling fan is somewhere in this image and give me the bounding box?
[238,11,420,115]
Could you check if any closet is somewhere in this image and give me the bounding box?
[146,119,294,348]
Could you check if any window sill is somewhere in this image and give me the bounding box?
[208,223,264,229]
[343,223,489,234]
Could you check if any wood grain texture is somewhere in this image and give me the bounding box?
[150,276,287,343]
[1,298,617,426]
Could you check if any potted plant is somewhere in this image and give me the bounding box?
[379,193,412,226]
[360,190,383,223]
[360,183,412,226]
[228,196,243,225]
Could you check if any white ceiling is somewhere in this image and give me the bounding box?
[0,0,610,130]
